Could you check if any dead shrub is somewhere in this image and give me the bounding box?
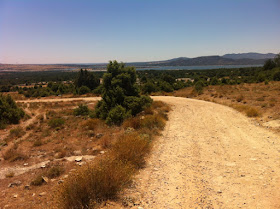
[33,139,43,147]
[54,156,134,209]
[143,107,154,115]
[232,104,261,117]
[5,171,15,178]
[31,175,45,186]
[26,123,36,131]
[46,165,64,179]
[140,114,166,130]
[3,148,27,162]
[246,107,260,117]
[9,127,25,138]
[98,134,112,149]
[236,95,244,102]
[151,101,165,109]
[112,133,151,169]
[122,117,141,129]
[83,118,102,131]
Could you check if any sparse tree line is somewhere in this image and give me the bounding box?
[1,53,280,97]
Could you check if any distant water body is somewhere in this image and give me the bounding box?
[136,65,262,71]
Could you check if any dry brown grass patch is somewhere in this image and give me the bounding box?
[3,148,28,162]
[5,171,15,178]
[54,156,134,209]
[112,132,151,169]
[122,117,141,129]
[9,127,25,138]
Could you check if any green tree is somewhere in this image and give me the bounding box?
[75,69,100,90]
[274,53,280,67]
[194,80,204,94]
[95,61,152,125]
[78,86,91,95]
[0,94,25,127]
[142,81,158,94]
[263,59,276,70]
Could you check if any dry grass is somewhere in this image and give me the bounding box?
[82,118,103,131]
[231,104,261,117]
[140,114,166,130]
[246,107,261,117]
[31,175,45,186]
[122,117,141,129]
[46,165,64,178]
[174,81,280,119]
[3,148,27,162]
[112,132,151,169]
[98,134,113,149]
[5,171,15,178]
[9,127,25,138]
[54,156,134,209]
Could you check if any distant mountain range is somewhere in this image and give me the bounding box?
[222,53,276,60]
[0,53,277,70]
[128,53,277,67]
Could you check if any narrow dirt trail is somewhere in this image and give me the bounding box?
[127,96,280,209]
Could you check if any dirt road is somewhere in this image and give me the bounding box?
[127,96,280,209]
[16,96,280,208]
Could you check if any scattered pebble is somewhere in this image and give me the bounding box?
[39,192,46,196]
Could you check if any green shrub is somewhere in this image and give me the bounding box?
[273,71,280,81]
[48,118,65,129]
[74,104,90,116]
[0,94,25,125]
[159,81,174,92]
[123,96,152,116]
[78,86,91,95]
[142,81,158,94]
[95,61,152,125]
[106,105,130,125]
[194,80,204,94]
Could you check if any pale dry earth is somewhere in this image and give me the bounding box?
[11,96,280,208]
[122,96,280,209]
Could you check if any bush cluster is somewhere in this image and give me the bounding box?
[48,118,65,129]
[95,61,152,125]
[0,94,25,128]
[74,104,90,116]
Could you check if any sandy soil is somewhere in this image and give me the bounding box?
[120,96,280,209]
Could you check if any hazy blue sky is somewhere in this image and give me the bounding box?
[0,0,279,64]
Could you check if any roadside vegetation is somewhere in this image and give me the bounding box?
[53,100,169,208]
[95,61,152,125]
